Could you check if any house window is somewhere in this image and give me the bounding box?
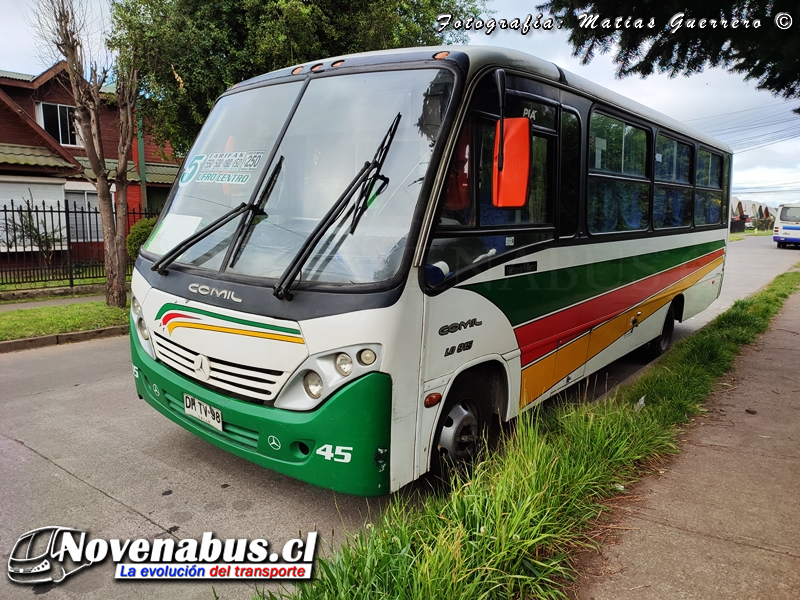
[65,191,104,241]
[38,103,81,146]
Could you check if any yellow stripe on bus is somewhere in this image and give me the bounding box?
[167,321,305,344]
[585,256,723,362]
[520,351,558,403]
[520,256,724,407]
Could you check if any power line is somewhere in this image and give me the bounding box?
[684,101,788,122]
[733,130,800,153]
[732,189,800,195]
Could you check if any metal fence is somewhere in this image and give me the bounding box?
[0,199,157,287]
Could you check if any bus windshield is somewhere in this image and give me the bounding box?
[145,68,455,285]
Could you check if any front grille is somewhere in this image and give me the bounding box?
[153,332,290,404]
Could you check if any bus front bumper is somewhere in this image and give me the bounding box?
[130,329,391,497]
[774,235,800,243]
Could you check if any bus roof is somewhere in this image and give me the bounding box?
[237,45,731,155]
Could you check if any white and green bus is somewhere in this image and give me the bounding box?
[130,46,730,496]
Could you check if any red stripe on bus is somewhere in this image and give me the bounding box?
[161,312,200,326]
[515,249,724,366]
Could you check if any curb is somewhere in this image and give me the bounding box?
[0,325,129,354]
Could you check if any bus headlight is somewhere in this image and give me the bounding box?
[358,349,376,365]
[131,293,155,359]
[275,344,383,411]
[136,317,150,341]
[303,371,323,399]
[335,353,353,376]
[131,295,142,316]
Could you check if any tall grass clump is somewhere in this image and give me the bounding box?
[258,269,800,600]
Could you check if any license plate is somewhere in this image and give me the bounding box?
[183,394,223,432]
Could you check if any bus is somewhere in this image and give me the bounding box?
[129,46,731,497]
[774,203,800,248]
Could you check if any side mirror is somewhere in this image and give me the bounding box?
[492,118,530,209]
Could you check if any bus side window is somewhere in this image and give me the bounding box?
[587,113,651,233]
[695,149,723,226]
[559,111,580,237]
[427,116,554,286]
[653,134,693,229]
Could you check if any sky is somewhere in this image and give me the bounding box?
[1,0,798,210]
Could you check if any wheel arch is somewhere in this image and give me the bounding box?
[424,357,511,472]
[447,358,509,422]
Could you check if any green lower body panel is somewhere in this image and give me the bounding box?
[130,330,391,496]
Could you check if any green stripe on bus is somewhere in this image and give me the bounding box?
[461,240,725,327]
[155,303,303,336]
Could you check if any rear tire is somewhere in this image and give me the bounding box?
[778,242,786,249]
[647,304,675,359]
[430,373,491,481]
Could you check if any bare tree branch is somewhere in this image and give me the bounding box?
[31,0,139,308]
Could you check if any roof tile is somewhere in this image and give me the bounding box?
[0,143,76,168]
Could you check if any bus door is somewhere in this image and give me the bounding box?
[421,70,563,422]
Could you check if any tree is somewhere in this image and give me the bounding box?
[539,1,800,110]
[112,0,489,156]
[32,0,139,307]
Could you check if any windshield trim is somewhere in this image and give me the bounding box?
[140,59,465,296]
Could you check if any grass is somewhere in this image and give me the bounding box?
[729,234,744,242]
[259,266,800,600]
[0,301,129,341]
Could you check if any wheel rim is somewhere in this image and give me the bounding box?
[438,401,479,462]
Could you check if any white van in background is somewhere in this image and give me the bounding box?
[774,204,800,249]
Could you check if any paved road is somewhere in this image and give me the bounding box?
[1,235,797,599]
[0,338,387,599]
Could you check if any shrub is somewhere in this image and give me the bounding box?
[127,217,158,258]
[751,218,773,231]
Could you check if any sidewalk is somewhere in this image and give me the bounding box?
[576,291,800,599]
[0,294,106,312]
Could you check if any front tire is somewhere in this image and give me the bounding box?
[430,373,491,481]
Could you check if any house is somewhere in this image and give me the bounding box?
[0,61,178,215]
[0,62,179,286]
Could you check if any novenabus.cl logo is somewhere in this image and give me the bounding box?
[8,526,93,584]
[9,527,318,584]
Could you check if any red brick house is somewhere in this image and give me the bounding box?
[0,61,178,215]
[0,62,178,285]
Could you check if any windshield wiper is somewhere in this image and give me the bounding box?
[273,113,402,300]
[302,113,401,282]
[228,156,284,268]
[151,202,251,275]
[349,113,401,234]
[150,157,284,276]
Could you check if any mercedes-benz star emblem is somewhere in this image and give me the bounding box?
[192,354,211,381]
[267,435,281,451]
